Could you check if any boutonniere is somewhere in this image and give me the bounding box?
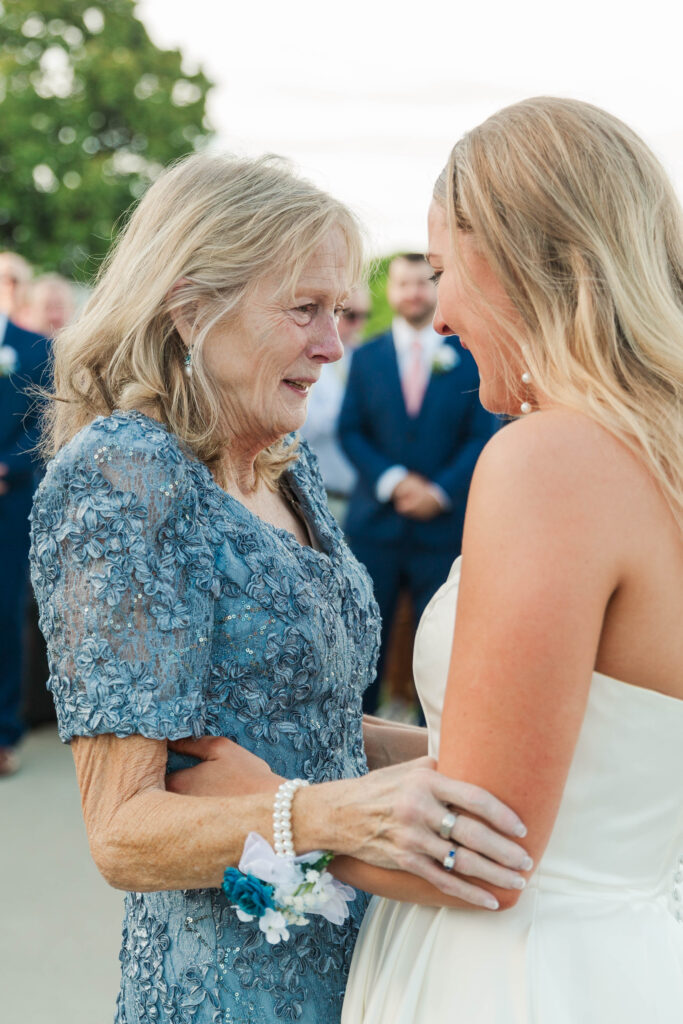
[0,345,19,377]
[431,344,459,374]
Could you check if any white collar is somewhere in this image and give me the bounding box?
[0,313,7,345]
[392,316,440,356]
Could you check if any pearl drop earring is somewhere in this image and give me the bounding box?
[184,348,192,377]
[520,370,532,414]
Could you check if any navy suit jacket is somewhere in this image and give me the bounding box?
[339,331,496,551]
[0,319,49,494]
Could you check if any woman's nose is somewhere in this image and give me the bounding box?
[311,318,344,363]
[432,303,451,336]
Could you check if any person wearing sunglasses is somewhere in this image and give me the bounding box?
[300,287,371,522]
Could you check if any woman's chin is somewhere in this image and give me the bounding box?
[477,379,518,417]
[273,410,308,440]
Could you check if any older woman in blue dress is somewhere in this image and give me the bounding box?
[30,154,531,1023]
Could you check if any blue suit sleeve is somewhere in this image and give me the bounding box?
[0,333,50,481]
[431,398,498,504]
[338,348,396,488]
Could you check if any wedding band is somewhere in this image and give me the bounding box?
[443,847,458,872]
[439,811,458,840]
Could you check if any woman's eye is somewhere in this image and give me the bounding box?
[334,306,345,319]
[430,272,443,285]
[295,304,317,315]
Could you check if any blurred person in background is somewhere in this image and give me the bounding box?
[0,250,49,775]
[300,286,370,521]
[18,274,77,729]
[0,251,32,322]
[19,272,76,338]
[339,254,496,714]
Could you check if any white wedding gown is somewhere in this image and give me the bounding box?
[343,557,683,1023]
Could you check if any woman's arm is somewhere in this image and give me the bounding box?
[77,732,528,903]
[164,737,531,908]
[72,733,283,891]
[326,413,630,909]
[431,413,627,908]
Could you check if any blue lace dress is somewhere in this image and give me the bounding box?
[29,409,380,1024]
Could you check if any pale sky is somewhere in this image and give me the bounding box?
[139,0,683,255]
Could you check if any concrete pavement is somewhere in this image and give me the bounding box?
[1,726,124,1023]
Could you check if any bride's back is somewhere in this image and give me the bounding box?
[593,423,683,701]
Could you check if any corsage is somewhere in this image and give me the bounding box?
[222,778,355,945]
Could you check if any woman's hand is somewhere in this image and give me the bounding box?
[295,756,533,908]
[167,737,283,798]
[166,737,531,908]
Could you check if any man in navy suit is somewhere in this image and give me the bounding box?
[339,253,496,713]
[0,252,49,775]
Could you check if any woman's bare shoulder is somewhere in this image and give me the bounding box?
[474,410,653,513]
[465,410,655,573]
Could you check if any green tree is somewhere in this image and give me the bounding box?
[363,255,393,340]
[0,0,213,279]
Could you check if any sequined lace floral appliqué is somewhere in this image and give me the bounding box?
[30,410,379,1023]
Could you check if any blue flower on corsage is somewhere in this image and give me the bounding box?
[431,343,459,374]
[0,345,19,377]
[223,832,356,944]
[222,869,276,918]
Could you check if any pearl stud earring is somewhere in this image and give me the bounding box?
[520,369,532,414]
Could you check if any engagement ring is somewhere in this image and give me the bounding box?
[439,810,458,840]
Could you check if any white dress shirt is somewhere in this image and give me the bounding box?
[375,318,450,508]
[391,316,442,381]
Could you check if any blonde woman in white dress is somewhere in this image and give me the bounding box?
[158,98,683,1022]
[340,97,683,1022]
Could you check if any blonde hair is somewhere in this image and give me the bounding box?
[434,96,683,528]
[44,153,365,487]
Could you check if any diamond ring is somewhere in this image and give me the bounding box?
[439,811,458,840]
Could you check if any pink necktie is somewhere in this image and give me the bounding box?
[402,335,428,417]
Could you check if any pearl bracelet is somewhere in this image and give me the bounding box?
[273,778,310,858]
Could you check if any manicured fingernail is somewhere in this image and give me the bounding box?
[514,823,527,838]
[484,896,499,910]
[521,856,534,871]
[512,876,526,889]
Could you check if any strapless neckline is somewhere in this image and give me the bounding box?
[420,554,683,720]
[343,552,683,1024]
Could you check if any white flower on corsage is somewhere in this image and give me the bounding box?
[431,344,458,374]
[223,832,356,944]
[0,345,19,377]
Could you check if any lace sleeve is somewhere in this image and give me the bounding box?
[29,420,216,742]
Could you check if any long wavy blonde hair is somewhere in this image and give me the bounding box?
[434,96,683,529]
[43,153,365,487]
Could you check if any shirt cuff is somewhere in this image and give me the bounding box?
[376,465,409,502]
[426,482,451,511]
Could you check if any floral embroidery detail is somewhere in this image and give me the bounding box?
[30,411,379,1023]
